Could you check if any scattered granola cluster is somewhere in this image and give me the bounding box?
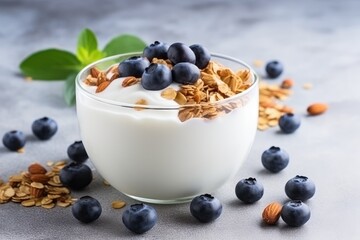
[161,60,252,122]
[0,161,75,208]
[258,81,293,131]
[84,65,119,93]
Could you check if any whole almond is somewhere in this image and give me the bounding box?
[28,163,47,174]
[96,81,111,93]
[280,79,294,89]
[262,202,283,225]
[90,67,101,78]
[307,103,328,116]
[30,174,50,184]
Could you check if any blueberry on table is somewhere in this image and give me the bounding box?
[172,62,200,85]
[32,117,58,140]
[189,44,211,69]
[72,196,102,223]
[122,203,158,234]
[285,175,316,201]
[119,56,150,78]
[141,63,172,90]
[281,200,311,227]
[143,41,169,61]
[190,194,222,223]
[261,146,289,173]
[265,60,283,78]
[278,113,301,133]
[167,42,196,65]
[67,141,88,163]
[2,130,26,151]
[235,177,264,203]
[59,162,93,190]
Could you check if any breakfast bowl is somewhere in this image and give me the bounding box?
[76,52,258,204]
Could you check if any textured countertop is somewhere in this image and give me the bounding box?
[1,0,360,239]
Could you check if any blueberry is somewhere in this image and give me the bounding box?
[261,146,289,173]
[172,62,200,85]
[278,113,301,133]
[59,162,92,190]
[31,117,58,140]
[2,130,26,151]
[190,194,222,223]
[141,63,172,90]
[167,42,196,65]
[67,141,88,163]
[122,203,158,234]
[285,175,316,201]
[72,196,102,223]
[189,44,211,69]
[265,60,283,78]
[143,41,169,61]
[235,177,264,203]
[281,200,311,227]
[119,56,150,78]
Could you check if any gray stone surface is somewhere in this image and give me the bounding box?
[1,0,360,239]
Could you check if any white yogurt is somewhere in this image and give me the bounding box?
[76,56,259,203]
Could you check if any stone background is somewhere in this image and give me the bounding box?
[1,0,360,239]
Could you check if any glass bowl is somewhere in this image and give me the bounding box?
[76,52,258,204]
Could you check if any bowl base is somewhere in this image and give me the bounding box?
[124,193,194,204]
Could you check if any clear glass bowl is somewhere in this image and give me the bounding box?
[76,52,259,204]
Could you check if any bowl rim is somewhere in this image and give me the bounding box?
[76,52,259,110]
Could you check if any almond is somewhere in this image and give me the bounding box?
[28,163,47,174]
[262,202,283,225]
[96,81,111,93]
[30,174,50,184]
[30,182,45,198]
[90,67,101,78]
[307,103,328,116]
[111,200,126,209]
[280,79,294,89]
[122,76,139,87]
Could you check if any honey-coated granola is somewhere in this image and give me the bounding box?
[84,58,253,122]
[0,161,75,208]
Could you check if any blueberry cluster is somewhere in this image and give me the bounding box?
[263,60,302,133]
[118,41,211,91]
[229,146,316,227]
[60,141,92,190]
[2,116,58,152]
[276,175,315,227]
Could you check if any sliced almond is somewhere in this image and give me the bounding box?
[42,203,55,209]
[21,199,36,207]
[4,187,15,198]
[161,88,177,100]
[111,200,126,209]
[57,201,71,207]
[134,99,148,111]
[174,92,187,105]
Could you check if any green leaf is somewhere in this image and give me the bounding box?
[103,34,147,56]
[78,48,105,66]
[19,49,81,80]
[64,73,78,106]
[76,29,99,63]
